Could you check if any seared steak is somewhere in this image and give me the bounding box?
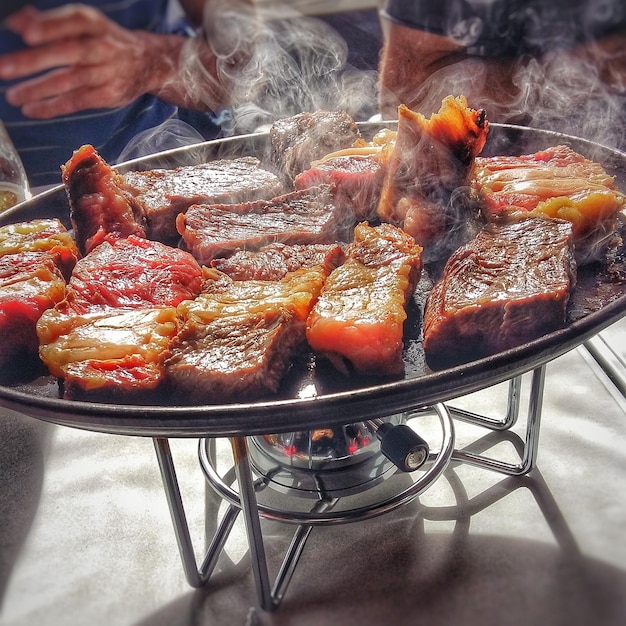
[62,144,145,255]
[473,145,626,263]
[177,185,343,264]
[164,267,326,402]
[0,218,79,280]
[120,157,284,244]
[211,242,345,281]
[269,110,362,183]
[38,306,180,402]
[0,219,79,374]
[61,235,204,314]
[306,222,423,376]
[37,235,204,400]
[0,253,67,371]
[294,153,383,221]
[423,217,576,369]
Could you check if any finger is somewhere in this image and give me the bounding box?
[6,65,111,107]
[18,82,134,119]
[7,4,113,46]
[0,38,105,80]
[3,6,42,35]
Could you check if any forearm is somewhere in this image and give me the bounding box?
[378,21,520,120]
[139,30,230,112]
[153,0,257,113]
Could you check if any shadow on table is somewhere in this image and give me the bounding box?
[133,431,626,626]
[0,410,52,609]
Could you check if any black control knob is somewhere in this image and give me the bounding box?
[376,422,429,472]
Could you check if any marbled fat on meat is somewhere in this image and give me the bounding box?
[60,235,204,314]
[37,235,204,400]
[0,219,79,374]
[473,145,626,263]
[306,222,423,376]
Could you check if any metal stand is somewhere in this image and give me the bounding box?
[449,364,546,475]
[153,365,546,610]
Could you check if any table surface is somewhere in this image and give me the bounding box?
[1,317,625,626]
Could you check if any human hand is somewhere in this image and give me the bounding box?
[0,4,182,119]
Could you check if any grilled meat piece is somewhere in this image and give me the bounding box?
[164,309,302,403]
[423,217,576,369]
[269,110,362,183]
[377,96,488,255]
[306,222,423,376]
[0,218,79,279]
[37,307,179,402]
[0,219,79,374]
[62,144,145,255]
[294,153,383,221]
[61,235,204,314]
[120,157,284,244]
[37,234,204,399]
[177,185,342,264]
[473,145,626,263]
[164,267,326,402]
[0,253,68,371]
[211,242,346,281]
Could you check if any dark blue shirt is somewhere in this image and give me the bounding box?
[1,0,220,187]
[382,0,626,57]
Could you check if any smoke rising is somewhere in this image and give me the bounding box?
[118,3,379,164]
[381,2,626,152]
[185,1,378,133]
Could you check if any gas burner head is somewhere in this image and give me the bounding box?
[247,417,404,498]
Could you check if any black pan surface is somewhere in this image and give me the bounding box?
[0,123,625,437]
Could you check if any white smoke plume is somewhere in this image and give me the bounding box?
[379,2,626,152]
[183,1,378,134]
[119,2,378,163]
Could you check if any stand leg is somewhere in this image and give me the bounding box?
[448,374,522,430]
[271,497,338,604]
[450,365,546,475]
[230,436,275,610]
[154,437,241,588]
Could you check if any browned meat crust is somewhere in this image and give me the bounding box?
[423,217,576,369]
[163,267,325,403]
[377,96,488,255]
[211,242,346,281]
[120,157,284,244]
[62,144,145,255]
[163,309,304,403]
[177,185,343,264]
[269,110,362,183]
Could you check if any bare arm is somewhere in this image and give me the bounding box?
[378,21,520,120]
[378,19,626,123]
[0,2,251,119]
